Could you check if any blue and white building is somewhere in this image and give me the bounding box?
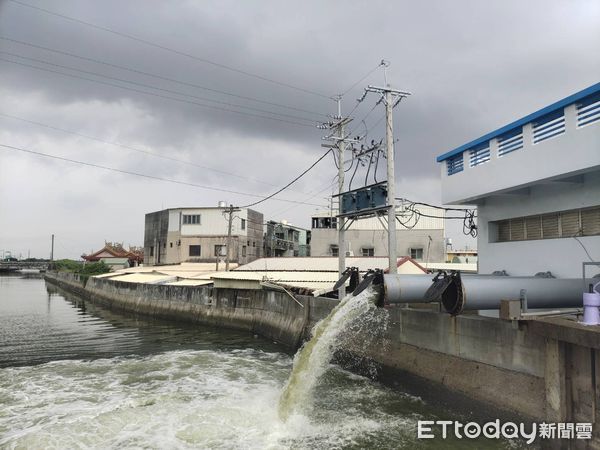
[437,83,600,278]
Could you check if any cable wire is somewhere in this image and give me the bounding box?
[0,143,324,207]
[339,61,384,98]
[0,36,329,119]
[1,57,315,128]
[0,112,313,193]
[7,0,331,99]
[241,149,333,208]
[1,52,318,124]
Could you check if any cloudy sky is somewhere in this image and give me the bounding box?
[1,0,599,260]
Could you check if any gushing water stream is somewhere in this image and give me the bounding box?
[279,288,384,420]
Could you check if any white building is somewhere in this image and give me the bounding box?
[437,83,600,278]
[144,206,263,266]
[310,206,445,263]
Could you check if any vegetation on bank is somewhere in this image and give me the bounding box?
[50,259,111,278]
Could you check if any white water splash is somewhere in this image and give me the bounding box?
[278,287,387,421]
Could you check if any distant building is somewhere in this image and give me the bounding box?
[82,242,143,269]
[143,206,263,266]
[437,82,600,278]
[263,220,310,257]
[446,249,478,264]
[310,206,445,263]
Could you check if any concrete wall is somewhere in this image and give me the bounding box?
[144,210,169,265]
[477,171,600,277]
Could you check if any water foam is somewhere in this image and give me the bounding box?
[0,348,419,449]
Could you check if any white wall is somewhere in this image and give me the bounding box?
[169,208,249,237]
[440,106,600,205]
[477,171,600,277]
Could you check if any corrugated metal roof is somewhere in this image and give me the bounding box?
[108,273,177,284]
[165,279,214,286]
[236,257,426,273]
[212,271,339,283]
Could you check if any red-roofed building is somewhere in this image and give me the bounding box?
[82,242,143,268]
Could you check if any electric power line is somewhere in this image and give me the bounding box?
[0,143,326,207]
[0,112,312,193]
[7,0,331,99]
[0,36,329,119]
[1,57,316,128]
[339,61,385,98]
[241,149,333,208]
[0,52,319,124]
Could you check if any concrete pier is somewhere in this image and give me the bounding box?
[46,271,600,447]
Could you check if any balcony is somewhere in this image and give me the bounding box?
[438,84,600,204]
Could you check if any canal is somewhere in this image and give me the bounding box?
[0,275,521,449]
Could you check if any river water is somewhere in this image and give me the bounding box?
[0,275,521,449]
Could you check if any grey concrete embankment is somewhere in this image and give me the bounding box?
[45,271,600,443]
[45,271,336,349]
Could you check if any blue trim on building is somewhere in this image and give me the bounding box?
[436,82,600,162]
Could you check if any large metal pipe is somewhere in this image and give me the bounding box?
[383,274,438,304]
[383,273,584,315]
[439,274,583,315]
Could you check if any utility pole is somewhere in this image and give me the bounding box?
[225,204,240,271]
[320,99,359,299]
[336,96,347,298]
[50,234,54,261]
[364,79,411,274]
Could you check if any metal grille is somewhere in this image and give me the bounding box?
[577,93,600,128]
[498,128,523,157]
[582,207,600,236]
[560,210,581,237]
[541,214,559,239]
[494,207,600,242]
[497,221,510,241]
[469,145,491,167]
[509,218,525,240]
[525,216,542,240]
[446,155,464,175]
[532,111,565,144]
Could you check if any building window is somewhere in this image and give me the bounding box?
[149,246,154,257]
[312,217,337,229]
[252,241,256,247]
[361,247,374,257]
[241,218,246,230]
[493,205,600,242]
[170,242,173,248]
[330,245,339,257]
[214,245,226,257]
[242,246,246,257]
[182,214,201,225]
[410,248,424,260]
[189,245,201,257]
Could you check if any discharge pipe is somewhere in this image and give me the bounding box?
[439,272,582,314]
[383,272,584,315]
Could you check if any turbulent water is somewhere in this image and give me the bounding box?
[279,288,384,420]
[0,275,520,449]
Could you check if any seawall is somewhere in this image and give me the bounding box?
[45,271,600,444]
